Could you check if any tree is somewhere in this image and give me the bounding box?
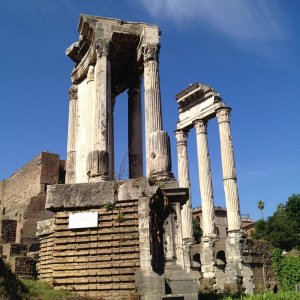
[192,218,202,244]
[252,194,300,251]
[257,200,265,220]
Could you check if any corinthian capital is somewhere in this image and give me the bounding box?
[194,119,208,134]
[216,108,231,124]
[142,43,160,62]
[68,85,78,100]
[175,129,188,145]
[95,38,112,59]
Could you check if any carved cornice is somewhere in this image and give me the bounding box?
[142,43,160,62]
[216,108,231,124]
[95,38,113,59]
[70,42,96,84]
[194,119,208,134]
[68,85,78,100]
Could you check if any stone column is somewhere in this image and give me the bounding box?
[65,85,78,184]
[194,120,215,237]
[90,38,112,181]
[108,94,115,181]
[216,108,241,232]
[87,65,95,158]
[175,130,193,240]
[128,74,143,179]
[195,119,216,280]
[143,43,163,177]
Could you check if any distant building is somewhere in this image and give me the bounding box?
[193,207,254,240]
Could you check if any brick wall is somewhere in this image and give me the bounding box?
[0,152,64,243]
[39,198,140,299]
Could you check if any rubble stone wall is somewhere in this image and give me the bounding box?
[39,198,140,299]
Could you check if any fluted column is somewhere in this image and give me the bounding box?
[108,95,115,180]
[175,129,193,239]
[128,74,143,178]
[143,43,163,176]
[90,38,112,181]
[194,119,215,237]
[216,108,241,232]
[87,65,95,158]
[66,85,78,184]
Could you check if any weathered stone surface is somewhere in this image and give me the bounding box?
[46,181,115,210]
[1,219,17,243]
[36,218,55,236]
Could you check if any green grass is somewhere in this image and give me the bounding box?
[21,279,71,300]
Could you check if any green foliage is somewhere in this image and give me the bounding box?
[192,218,202,243]
[0,259,27,300]
[116,212,125,223]
[280,256,300,291]
[257,200,265,220]
[21,279,71,300]
[252,194,300,251]
[102,202,116,211]
[271,248,300,292]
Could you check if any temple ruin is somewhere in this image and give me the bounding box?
[34,15,259,299]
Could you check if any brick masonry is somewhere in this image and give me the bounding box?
[0,152,65,244]
[38,198,140,299]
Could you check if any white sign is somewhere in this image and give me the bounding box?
[69,212,98,229]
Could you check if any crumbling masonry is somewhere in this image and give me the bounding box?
[37,15,255,299]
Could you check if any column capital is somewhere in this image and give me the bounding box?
[194,119,208,134]
[68,85,78,100]
[142,43,160,62]
[95,38,112,59]
[216,107,231,124]
[175,129,189,145]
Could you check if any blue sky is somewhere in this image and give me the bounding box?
[1,0,299,221]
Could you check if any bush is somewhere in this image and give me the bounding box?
[271,248,300,291]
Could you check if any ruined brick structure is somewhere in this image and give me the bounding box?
[0,152,65,278]
[0,152,64,245]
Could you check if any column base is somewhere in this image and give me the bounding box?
[223,230,254,294]
[200,235,217,280]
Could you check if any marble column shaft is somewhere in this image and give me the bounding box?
[216,108,241,231]
[128,75,143,179]
[108,95,115,180]
[93,38,112,180]
[65,85,78,184]
[87,65,95,156]
[143,43,163,176]
[194,119,215,237]
[175,130,193,239]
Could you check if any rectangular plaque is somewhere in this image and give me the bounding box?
[69,212,98,229]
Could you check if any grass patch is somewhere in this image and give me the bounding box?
[21,279,71,300]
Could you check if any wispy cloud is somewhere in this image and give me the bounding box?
[140,0,287,54]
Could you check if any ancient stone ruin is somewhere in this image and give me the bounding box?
[33,15,261,299]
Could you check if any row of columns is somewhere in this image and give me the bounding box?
[66,39,169,183]
[175,107,241,241]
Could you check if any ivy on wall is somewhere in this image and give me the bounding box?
[272,248,300,291]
